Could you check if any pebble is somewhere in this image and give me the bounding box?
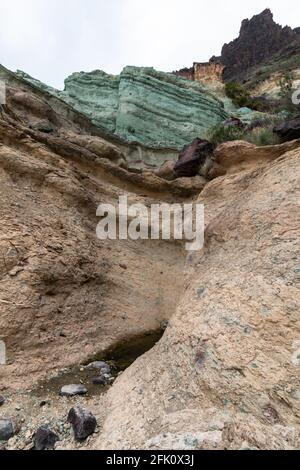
[68,406,97,441]
[92,376,108,386]
[60,384,88,397]
[86,361,111,374]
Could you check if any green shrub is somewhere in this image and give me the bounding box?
[208,117,281,147]
[208,124,244,145]
[277,73,294,99]
[225,82,253,108]
[243,127,279,146]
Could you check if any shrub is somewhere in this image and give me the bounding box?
[243,127,280,146]
[208,117,281,147]
[208,124,244,145]
[225,82,253,108]
[277,72,300,116]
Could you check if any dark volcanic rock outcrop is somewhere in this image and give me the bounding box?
[220,9,300,81]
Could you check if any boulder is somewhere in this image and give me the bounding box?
[68,407,97,441]
[34,426,59,450]
[0,420,15,441]
[60,384,88,397]
[273,117,300,142]
[174,138,214,178]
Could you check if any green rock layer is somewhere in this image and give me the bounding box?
[16,66,228,148]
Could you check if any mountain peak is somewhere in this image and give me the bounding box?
[220,9,298,81]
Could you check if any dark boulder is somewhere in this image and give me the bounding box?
[273,117,300,142]
[68,406,97,441]
[34,426,59,450]
[174,138,214,178]
[0,420,15,441]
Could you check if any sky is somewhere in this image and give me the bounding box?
[0,0,299,89]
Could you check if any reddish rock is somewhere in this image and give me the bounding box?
[174,138,214,178]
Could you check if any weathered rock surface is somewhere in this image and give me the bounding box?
[154,161,176,181]
[94,141,300,450]
[16,66,228,148]
[273,117,300,142]
[211,138,300,175]
[220,9,300,82]
[68,407,97,441]
[34,426,59,450]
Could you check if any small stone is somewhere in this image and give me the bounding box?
[0,396,5,407]
[0,420,15,441]
[92,376,108,386]
[60,384,88,397]
[34,426,59,450]
[39,400,50,407]
[86,361,111,374]
[68,406,97,441]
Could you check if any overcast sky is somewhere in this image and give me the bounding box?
[0,0,299,89]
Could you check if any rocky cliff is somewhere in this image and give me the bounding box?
[16,66,228,149]
[220,9,300,82]
[0,63,299,451]
[175,9,300,94]
[1,66,209,394]
[97,139,300,450]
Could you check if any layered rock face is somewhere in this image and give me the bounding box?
[221,9,300,82]
[0,67,208,390]
[17,66,228,149]
[1,57,300,450]
[174,61,224,85]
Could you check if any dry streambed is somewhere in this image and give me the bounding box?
[0,331,164,450]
